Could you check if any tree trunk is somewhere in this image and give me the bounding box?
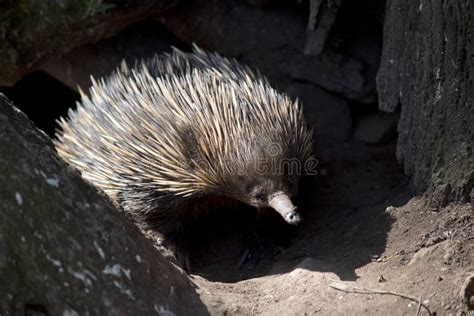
[377,0,473,205]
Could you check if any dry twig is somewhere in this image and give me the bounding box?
[416,295,422,316]
[329,282,432,316]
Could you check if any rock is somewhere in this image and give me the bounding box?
[41,21,176,92]
[0,0,179,86]
[0,94,207,315]
[354,112,399,144]
[286,82,352,141]
[158,0,374,102]
[460,274,474,310]
[409,240,451,265]
[427,184,452,209]
[244,0,272,8]
[304,0,342,56]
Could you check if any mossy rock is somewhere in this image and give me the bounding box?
[0,0,177,85]
[0,94,207,315]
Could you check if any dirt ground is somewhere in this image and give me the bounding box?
[178,140,473,315]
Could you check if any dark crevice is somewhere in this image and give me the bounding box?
[0,71,79,137]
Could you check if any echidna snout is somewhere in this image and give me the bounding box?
[268,191,302,225]
[235,177,302,225]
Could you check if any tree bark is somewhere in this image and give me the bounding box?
[377,0,473,204]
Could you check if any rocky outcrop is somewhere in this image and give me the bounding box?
[0,0,178,86]
[157,0,378,103]
[0,94,208,315]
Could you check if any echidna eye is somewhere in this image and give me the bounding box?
[253,191,266,201]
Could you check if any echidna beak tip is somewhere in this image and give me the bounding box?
[268,191,302,225]
[285,211,302,225]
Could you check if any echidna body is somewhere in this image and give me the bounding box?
[55,46,313,258]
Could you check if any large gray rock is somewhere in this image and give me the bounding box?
[41,22,175,92]
[286,82,352,141]
[0,94,208,315]
[0,0,178,86]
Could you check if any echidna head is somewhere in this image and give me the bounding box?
[244,177,302,225]
[215,147,304,226]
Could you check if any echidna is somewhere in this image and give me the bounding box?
[54,45,314,267]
